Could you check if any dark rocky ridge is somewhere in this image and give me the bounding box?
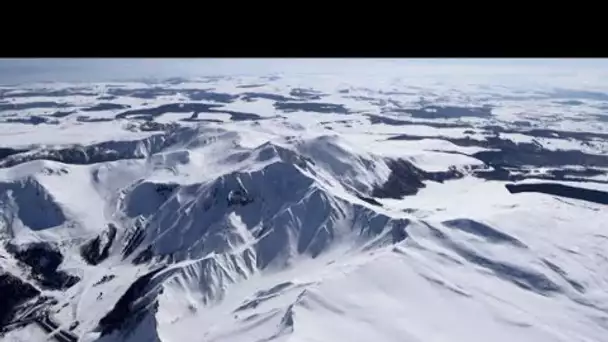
[97,267,166,336]
[0,127,198,169]
[372,159,464,199]
[80,224,118,266]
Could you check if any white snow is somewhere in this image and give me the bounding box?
[1,68,608,342]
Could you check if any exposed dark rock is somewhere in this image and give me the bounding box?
[372,159,463,199]
[132,246,154,265]
[391,219,409,243]
[81,224,118,266]
[356,194,383,207]
[505,182,608,205]
[274,102,349,114]
[122,219,147,260]
[0,273,40,328]
[0,127,196,169]
[6,242,80,290]
[97,267,166,336]
[94,275,116,287]
[227,189,254,206]
[82,103,131,112]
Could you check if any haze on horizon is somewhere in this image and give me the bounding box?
[1,58,608,87]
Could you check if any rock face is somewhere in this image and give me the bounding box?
[81,224,118,266]
[372,159,463,199]
[97,267,166,336]
[0,273,40,328]
[6,242,80,290]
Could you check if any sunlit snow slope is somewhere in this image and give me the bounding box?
[1,72,608,342]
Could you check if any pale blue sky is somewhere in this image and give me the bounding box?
[1,58,607,85]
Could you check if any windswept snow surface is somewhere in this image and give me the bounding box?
[1,69,608,342]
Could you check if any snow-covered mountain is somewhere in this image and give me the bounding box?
[1,70,608,342]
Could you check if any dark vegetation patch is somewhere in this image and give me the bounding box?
[404,105,493,119]
[107,87,238,103]
[274,102,349,114]
[289,88,326,100]
[3,116,58,125]
[366,114,472,129]
[506,182,608,205]
[236,84,266,89]
[0,102,70,111]
[241,92,294,102]
[50,110,75,118]
[82,103,131,112]
[116,103,261,121]
[372,159,463,199]
[5,242,80,290]
[387,133,608,168]
[76,116,114,123]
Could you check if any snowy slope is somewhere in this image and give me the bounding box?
[1,70,608,342]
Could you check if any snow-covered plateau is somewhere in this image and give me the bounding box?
[1,70,608,342]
